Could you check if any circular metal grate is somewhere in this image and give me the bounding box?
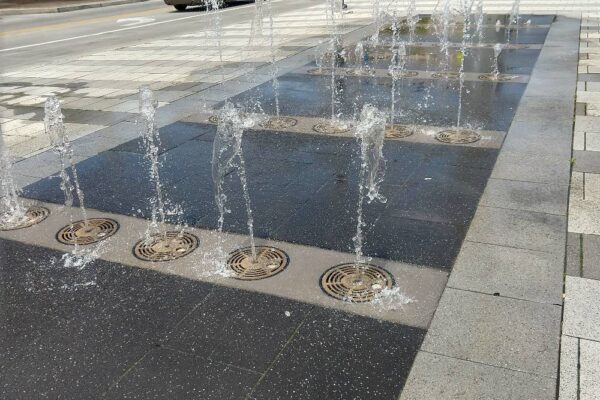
[260,116,298,129]
[478,73,516,81]
[56,218,119,245]
[431,71,460,80]
[227,246,289,280]
[387,70,419,78]
[345,69,375,77]
[0,206,49,231]
[133,231,199,262]
[320,263,394,303]
[312,121,351,134]
[435,129,481,144]
[385,125,416,139]
[307,68,332,75]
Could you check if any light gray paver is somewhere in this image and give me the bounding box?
[399,352,556,400]
[580,338,600,400]
[448,241,563,304]
[491,150,572,185]
[558,335,578,400]
[480,178,568,215]
[563,276,600,342]
[465,206,566,254]
[573,149,600,173]
[421,288,561,377]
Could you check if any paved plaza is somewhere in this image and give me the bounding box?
[1,0,600,399]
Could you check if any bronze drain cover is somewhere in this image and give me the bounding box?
[385,125,415,139]
[307,68,332,75]
[227,246,289,280]
[133,231,199,262]
[0,206,49,231]
[435,129,481,144]
[478,73,516,81]
[208,115,220,124]
[320,263,394,303]
[431,71,460,80]
[260,116,298,129]
[387,70,419,78]
[56,218,119,245]
[312,121,351,134]
[345,69,375,77]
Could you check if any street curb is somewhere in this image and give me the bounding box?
[0,0,149,16]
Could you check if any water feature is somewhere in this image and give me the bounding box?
[44,96,88,227]
[508,0,521,42]
[432,0,453,73]
[212,102,257,264]
[406,0,420,44]
[352,104,387,265]
[492,42,503,78]
[455,0,474,130]
[387,14,407,136]
[474,0,484,42]
[0,132,29,230]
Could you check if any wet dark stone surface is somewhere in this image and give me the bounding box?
[23,123,497,269]
[0,238,425,399]
[387,25,550,44]
[363,46,541,75]
[231,73,525,132]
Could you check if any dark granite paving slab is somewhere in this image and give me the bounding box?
[106,348,260,400]
[389,25,550,44]
[0,238,425,399]
[229,73,525,132]
[363,46,540,75]
[478,14,555,25]
[24,123,496,268]
[249,309,425,400]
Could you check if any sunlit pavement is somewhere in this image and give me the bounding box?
[1,1,600,399]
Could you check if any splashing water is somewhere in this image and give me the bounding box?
[456,0,475,129]
[266,0,281,117]
[207,0,226,85]
[432,0,453,73]
[508,0,520,42]
[474,0,484,42]
[354,41,365,73]
[0,132,27,227]
[326,0,343,124]
[388,15,407,129]
[492,42,503,78]
[138,86,169,241]
[352,105,387,265]
[371,286,415,312]
[406,0,420,44]
[212,102,258,265]
[44,96,88,226]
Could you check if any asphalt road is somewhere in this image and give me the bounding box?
[0,0,315,72]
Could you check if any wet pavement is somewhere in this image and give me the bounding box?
[23,123,497,268]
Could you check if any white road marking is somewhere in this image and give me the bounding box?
[117,17,156,27]
[0,1,262,53]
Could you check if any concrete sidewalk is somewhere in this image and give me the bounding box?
[0,0,148,15]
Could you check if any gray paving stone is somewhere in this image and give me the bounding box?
[582,234,600,280]
[400,352,556,400]
[559,335,578,400]
[579,73,600,82]
[580,338,600,400]
[566,232,582,277]
[575,116,600,133]
[422,288,561,377]
[466,206,566,254]
[448,241,563,304]
[563,276,600,342]
[525,73,577,99]
[501,121,573,158]
[512,98,575,125]
[480,178,568,215]
[573,150,600,174]
[491,150,571,185]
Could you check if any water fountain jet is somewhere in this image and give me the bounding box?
[45,96,118,246]
[132,86,198,262]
